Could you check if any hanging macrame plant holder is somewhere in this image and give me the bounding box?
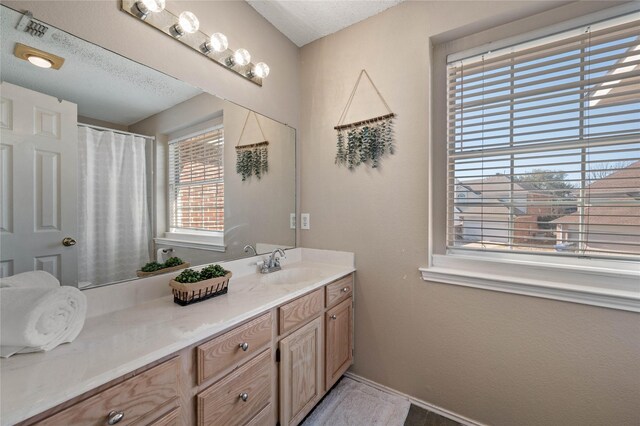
[335,69,396,169]
[235,111,269,181]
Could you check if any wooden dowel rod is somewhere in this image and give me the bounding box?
[236,141,269,149]
[334,113,396,130]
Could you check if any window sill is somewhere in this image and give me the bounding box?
[419,255,640,312]
[155,234,226,252]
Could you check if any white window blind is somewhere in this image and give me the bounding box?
[169,128,224,232]
[447,13,640,260]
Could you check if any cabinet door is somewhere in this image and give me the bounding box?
[325,297,353,391]
[279,316,323,426]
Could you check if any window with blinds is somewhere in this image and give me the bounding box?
[168,128,224,233]
[447,13,639,260]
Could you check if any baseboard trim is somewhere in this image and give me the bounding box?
[344,372,488,426]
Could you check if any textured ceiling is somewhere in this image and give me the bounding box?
[0,6,202,126]
[247,0,404,47]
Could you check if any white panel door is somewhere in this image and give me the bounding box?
[0,82,78,285]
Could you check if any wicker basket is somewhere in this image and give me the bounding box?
[136,262,191,278]
[169,272,232,306]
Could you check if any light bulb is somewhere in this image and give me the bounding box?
[178,11,199,33]
[233,48,251,66]
[210,33,228,52]
[141,0,165,13]
[252,62,270,78]
[132,0,164,19]
[200,32,229,55]
[27,56,52,69]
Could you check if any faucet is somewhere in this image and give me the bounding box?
[243,245,257,256]
[260,248,286,274]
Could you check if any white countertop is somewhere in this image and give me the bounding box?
[0,248,355,426]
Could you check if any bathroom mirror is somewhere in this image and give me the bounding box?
[0,5,296,289]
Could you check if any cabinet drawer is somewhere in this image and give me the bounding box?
[150,407,180,426]
[325,275,353,308]
[37,358,179,426]
[197,349,272,426]
[279,288,324,334]
[197,312,272,384]
[244,403,272,426]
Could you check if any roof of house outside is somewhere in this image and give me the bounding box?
[586,160,640,195]
[550,201,640,227]
[553,161,640,226]
[461,175,527,197]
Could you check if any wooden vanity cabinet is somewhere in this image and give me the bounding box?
[26,273,355,426]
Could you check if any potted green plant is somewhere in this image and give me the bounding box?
[169,264,232,306]
[136,257,190,277]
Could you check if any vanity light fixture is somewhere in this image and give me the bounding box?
[14,43,64,70]
[170,11,199,38]
[131,0,165,20]
[121,0,269,86]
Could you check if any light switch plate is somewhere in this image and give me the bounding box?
[290,213,296,229]
[301,213,310,230]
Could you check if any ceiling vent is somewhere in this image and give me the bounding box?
[15,11,48,38]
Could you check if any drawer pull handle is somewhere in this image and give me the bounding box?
[341,287,349,293]
[107,410,124,425]
[330,314,337,320]
[239,342,249,351]
[239,392,249,402]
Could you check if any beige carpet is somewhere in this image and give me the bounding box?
[302,378,411,426]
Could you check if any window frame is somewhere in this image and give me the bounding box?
[423,4,640,313]
[163,124,225,249]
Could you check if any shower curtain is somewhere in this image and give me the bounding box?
[77,126,150,287]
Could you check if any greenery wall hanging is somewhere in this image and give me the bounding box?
[236,111,269,181]
[335,69,396,169]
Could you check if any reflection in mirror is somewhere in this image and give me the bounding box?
[0,5,296,289]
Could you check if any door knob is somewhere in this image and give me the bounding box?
[330,314,337,320]
[239,392,249,402]
[239,342,249,351]
[62,237,77,247]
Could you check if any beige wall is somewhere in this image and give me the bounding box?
[2,0,300,128]
[130,92,295,265]
[6,0,639,423]
[299,2,640,425]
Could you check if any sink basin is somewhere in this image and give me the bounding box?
[260,267,325,286]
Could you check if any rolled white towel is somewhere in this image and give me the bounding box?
[0,286,87,358]
[0,271,60,289]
